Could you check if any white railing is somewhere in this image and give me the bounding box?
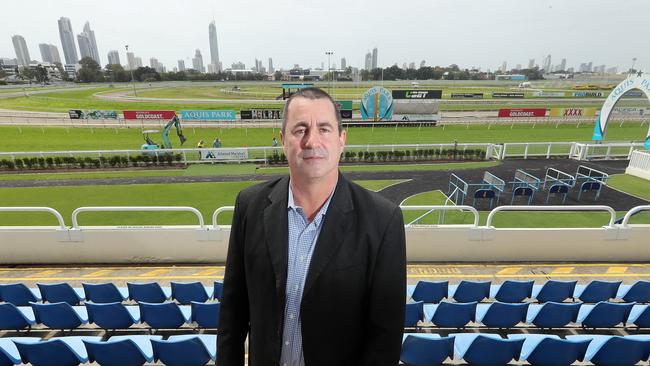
[212,206,235,229]
[626,149,650,180]
[401,205,480,227]
[485,205,617,228]
[621,205,650,228]
[0,207,66,229]
[71,206,206,229]
[501,142,575,159]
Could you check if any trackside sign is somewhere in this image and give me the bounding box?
[498,108,547,118]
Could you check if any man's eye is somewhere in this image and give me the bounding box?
[320,127,331,133]
[294,129,305,135]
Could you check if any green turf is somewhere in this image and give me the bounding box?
[354,179,408,192]
[607,174,650,201]
[257,161,499,174]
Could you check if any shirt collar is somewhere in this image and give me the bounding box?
[288,179,337,226]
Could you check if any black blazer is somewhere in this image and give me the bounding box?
[217,174,406,366]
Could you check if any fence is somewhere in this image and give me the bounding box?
[625,149,650,180]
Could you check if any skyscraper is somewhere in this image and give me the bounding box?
[192,49,204,72]
[542,55,552,72]
[12,35,30,66]
[39,44,61,64]
[126,52,135,70]
[371,47,378,69]
[208,21,220,71]
[364,51,372,70]
[107,50,120,65]
[178,60,185,71]
[528,59,535,69]
[58,17,78,64]
[340,57,346,69]
[559,58,566,71]
[268,57,274,73]
[78,22,100,65]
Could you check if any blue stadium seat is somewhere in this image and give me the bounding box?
[127,282,171,303]
[151,334,217,366]
[0,303,36,331]
[84,335,162,366]
[507,334,589,366]
[618,280,650,303]
[450,280,491,303]
[411,281,448,303]
[191,301,220,328]
[30,302,88,330]
[526,302,581,328]
[429,301,476,328]
[568,335,650,366]
[85,302,140,330]
[492,280,534,303]
[400,334,454,366]
[37,283,85,306]
[578,301,635,328]
[14,336,101,366]
[628,304,650,328]
[0,283,41,306]
[404,301,424,328]
[532,280,577,303]
[82,283,128,303]
[476,302,529,328]
[139,302,191,329]
[574,280,621,303]
[170,282,211,305]
[0,337,39,366]
[450,333,523,366]
[213,281,223,301]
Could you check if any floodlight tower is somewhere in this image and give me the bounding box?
[325,51,334,94]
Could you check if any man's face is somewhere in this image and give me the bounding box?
[281,97,346,182]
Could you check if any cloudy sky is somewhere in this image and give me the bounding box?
[2,0,648,72]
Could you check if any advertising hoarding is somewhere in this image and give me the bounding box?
[240,109,283,120]
[336,100,353,119]
[498,108,547,118]
[492,92,525,98]
[181,110,237,121]
[391,90,442,99]
[392,114,439,122]
[451,93,484,99]
[573,91,604,97]
[549,108,598,117]
[532,91,566,97]
[123,110,177,120]
[200,148,249,161]
[360,87,393,121]
[68,110,118,119]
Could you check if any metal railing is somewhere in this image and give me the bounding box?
[0,207,66,229]
[71,206,205,229]
[212,206,235,229]
[485,205,617,228]
[621,205,650,228]
[401,205,480,227]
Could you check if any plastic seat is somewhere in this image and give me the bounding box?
[139,301,191,329]
[84,335,162,366]
[85,302,140,330]
[451,281,491,303]
[401,334,454,366]
[170,282,211,305]
[213,281,223,301]
[0,283,41,306]
[527,302,581,328]
[450,333,524,366]
[191,301,220,328]
[532,280,577,303]
[37,283,85,305]
[430,301,476,328]
[127,282,171,303]
[568,335,650,366]
[627,304,650,328]
[492,280,534,303]
[14,336,101,366]
[574,280,621,303]
[578,301,635,328]
[618,280,650,303]
[411,281,448,303]
[30,302,88,330]
[82,283,128,303]
[0,337,39,366]
[152,334,217,366]
[507,334,590,366]
[0,303,36,330]
[404,301,424,328]
[477,302,529,328]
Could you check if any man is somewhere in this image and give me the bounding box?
[217,87,406,366]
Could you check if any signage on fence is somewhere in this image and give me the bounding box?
[68,110,118,119]
[123,110,177,120]
[573,91,604,97]
[622,90,644,98]
[68,110,82,119]
[392,114,440,122]
[612,107,647,116]
[361,86,394,121]
[391,90,442,99]
[532,91,566,97]
[549,108,598,117]
[451,93,484,99]
[336,100,353,119]
[200,148,249,160]
[492,92,525,98]
[498,108,547,118]
[240,109,283,120]
[181,110,237,121]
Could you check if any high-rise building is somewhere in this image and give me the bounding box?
[340,57,346,69]
[501,61,507,72]
[420,60,425,68]
[134,57,143,68]
[371,47,378,69]
[12,35,30,66]
[192,49,204,72]
[58,17,78,64]
[542,54,552,72]
[364,51,372,70]
[39,44,61,64]
[150,58,163,73]
[528,58,535,69]
[409,62,416,69]
[231,62,245,70]
[78,22,100,65]
[516,64,522,70]
[107,50,120,65]
[126,52,135,70]
[559,58,566,71]
[177,60,185,71]
[208,21,220,71]
[268,57,274,73]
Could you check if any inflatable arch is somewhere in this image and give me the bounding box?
[593,72,650,149]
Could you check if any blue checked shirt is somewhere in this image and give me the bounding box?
[279,182,335,366]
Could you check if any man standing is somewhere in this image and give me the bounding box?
[217,87,406,366]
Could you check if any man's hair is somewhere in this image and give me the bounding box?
[281,87,343,135]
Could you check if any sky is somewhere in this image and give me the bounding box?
[2,0,649,72]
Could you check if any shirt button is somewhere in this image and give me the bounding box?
[299,256,305,261]
[294,285,299,291]
[289,313,295,319]
[285,341,290,346]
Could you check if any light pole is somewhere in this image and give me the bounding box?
[325,51,333,94]
[125,45,137,97]
[630,57,638,74]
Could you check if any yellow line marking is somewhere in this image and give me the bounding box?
[139,269,172,277]
[496,267,522,275]
[0,275,225,282]
[27,270,62,278]
[0,265,226,272]
[551,267,574,275]
[606,266,628,274]
[192,268,222,276]
[83,269,115,277]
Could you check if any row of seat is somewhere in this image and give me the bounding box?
[0,334,215,366]
[0,282,223,306]
[405,301,650,329]
[0,301,219,331]
[400,333,650,366]
[408,280,650,303]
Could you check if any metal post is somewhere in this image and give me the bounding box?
[125,45,137,97]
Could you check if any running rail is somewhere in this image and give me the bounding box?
[621,205,650,228]
[401,205,480,227]
[486,205,617,228]
[212,206,235,229]
[71,206,205,229]
[0,207,66,229]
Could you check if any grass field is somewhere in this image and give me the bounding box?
[608,174,650,201]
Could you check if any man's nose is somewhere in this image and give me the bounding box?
[302,129,319,148]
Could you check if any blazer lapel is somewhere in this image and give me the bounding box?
[263,176,290,302]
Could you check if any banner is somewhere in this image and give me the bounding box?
[612,107,647,116]
[392,114,440,122]
[361,86,394,121]
[573,91,604,97]
[549,108,598,117]
[123,110,176,120]
[336,100,353,119]
[200,148,249,161]
[68,110,82,119]
[181,110,236,121]
[532,91,566,97]
[240,109,283,120]
[498,108,547,118]
[621,90,643,98]
[68,110,118,119]
[451,93,483,99]
[492,92,524,98]
[392,90,442,99]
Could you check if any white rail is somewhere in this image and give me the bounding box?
[621,205,650,228]
[400,205,480,227]
[212,206,235,229]
[486,205,617,228]
[0,207,66,229]
[71,206,205,229]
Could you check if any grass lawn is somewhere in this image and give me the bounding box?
[355,179,408,192]
[607,174,650,201]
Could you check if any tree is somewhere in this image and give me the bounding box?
[54,62,70,81]
[273,70,283,81]
[77,57,104,82]
[105,64,129,82]
[18,67,35,82]
[33,65,49,83]
[133,66,160,82]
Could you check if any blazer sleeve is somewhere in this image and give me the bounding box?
[360,205,406,366]
[217,192,250,366]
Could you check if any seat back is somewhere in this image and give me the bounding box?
[412,281,448,303]
[37,283,82,305]
[535,280,577,303]
[495,280,534,303]
[31,302,83,330]
[527,338,590,366]
[151,337,211,366]
[191,301,220,328]
[531,302,581,328]
[632,306,650,328]
[578,280,621,303]
[583,302,635,328]
[84,339,146,366]
[127,282,167,303]
[213,281,223,301]
[591,337,650,366]
[15,339,81,366]
[139,302,186,329]
[86,302,136,330]
[400,336,454,366]
[481,302,529,328]
[0,283,38,306]
[453,281,491,303]
[82,283,124,303]
[623,281,650,303]
[432,302,476,328]
[404,302,424,328]
[463,336,524,366]
[0,303,31,330]
[171,282,209,305]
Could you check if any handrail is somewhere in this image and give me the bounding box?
[400,205,479,227]
[621,205,650,228]
[212,206,235,229]
[486,205,617,228]
[0,207,66,229]
[71,206,205,229]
